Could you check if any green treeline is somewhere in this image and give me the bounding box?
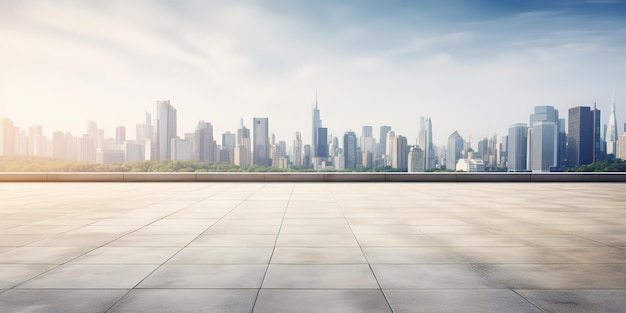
[567,159,626,172]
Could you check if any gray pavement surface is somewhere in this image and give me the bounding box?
[0,182,625,312]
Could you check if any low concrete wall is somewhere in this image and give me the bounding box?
[1,172,626,182]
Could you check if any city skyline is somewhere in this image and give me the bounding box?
[1,1,625,146]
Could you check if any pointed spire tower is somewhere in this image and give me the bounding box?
[607,92,618,157]
[312,91,322,158]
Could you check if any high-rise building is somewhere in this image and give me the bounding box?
[253,117,270,166]
[392,135,408,169]
[0,118,15,156]
[446,131,464,170]
[315,127,328,159]
[607,94,618,157]
[28,125,43,156]
[292,132,303,167]
[567,106,597,168]
[362,126,373,138]
[156,100,177,160]
[528,106,559,172]
[616,133,626,160]
[220,131,236,164]
[236,119,251,167]
[312,95,322,157]
[52,131,66,160]
[408,146,425,172]
[385,130,396,166]
[193,121,215,162]
[115,126,126,146]
[343,131,357,169]
[418,117,435,170]
[379,125,391,158]
[530,121,558,172]
[507,123,528,172]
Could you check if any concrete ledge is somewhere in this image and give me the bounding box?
[0,172,48,182]
[47,173,125,182]
[1,172,626,182]
[123,173,197,182]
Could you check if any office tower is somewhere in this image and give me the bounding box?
[312,95,322,157]
[52,131,66,160]
[171,137,192,161]
[292,132,303,167]
[507,123,528,171]
[558,119,567,169]
[360,125,377,157]
[316,127,328,159]
[616,133,626,159]
[343,131,357,169]
[253,118,270,166]
[530,121,558,172]
[418,117,435,170]
[303,144,311,168]
[446,131,464,170]
[27,125,42,156]
[498,135,508,168]
[607,94,618,157]
[0,118,15,156]
[477,138,489,163]
[527,106,559,172]
[567,106,596,167]
[79,134,96,163]
[408,146,425,172]
[136,112,154,141]
[193,121,215,162]
[593,104,604,162]
[488,135,498,167]
[235,119,251,167]
[219,131,236,164]
[385,131,396,166]
[379,125,391,158]
[362,126,373,138]
[15,129,28,156]
[362,151,373,168]
[87,120,99,147]
[156,100,177,160]
[392,135,408,169]
[115,126,126,146]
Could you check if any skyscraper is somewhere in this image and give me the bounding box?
[343,131,357,169]
[0,118,15,156]
[408,145,425,172]
[446,131,464,170]
[379,125,391,159]
[156,100,177,160]
[528,106,559,172]
[253,117,270,166]
[392,135,408,169]
[312,95,322,158]
[115,126,126,146]
[193,121,215,162]
[567,106,596,168]
[530,121,558,172]
[418,117,435,170]
[316,127,328,159]
[507,123,528,172]
[607,94,618,157]
[292,132,303,167]
[236,119,251,167]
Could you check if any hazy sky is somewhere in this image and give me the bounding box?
[1,0,625,147]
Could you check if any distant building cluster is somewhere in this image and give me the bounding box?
[0,95,623,172]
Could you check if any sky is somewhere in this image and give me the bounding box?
[1,0,626,148]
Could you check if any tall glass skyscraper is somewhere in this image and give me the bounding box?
[253,118,270,166]
[567,106,595,167]
[312,95,322,158]
[156,100,176,160]
[507,123,528,172]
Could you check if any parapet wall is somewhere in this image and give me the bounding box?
[1,172,626,182]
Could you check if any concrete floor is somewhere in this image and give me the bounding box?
[0,182,625,313]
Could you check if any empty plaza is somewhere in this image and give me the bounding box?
[1,181,625,312]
